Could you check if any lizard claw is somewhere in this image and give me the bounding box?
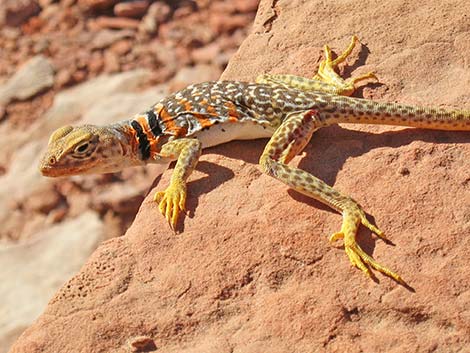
[329,205,405,285]
[154,182,187,231]
[312,36,378,96]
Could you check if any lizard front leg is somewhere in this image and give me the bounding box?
[154,138,202,231]
[259,110,405,284]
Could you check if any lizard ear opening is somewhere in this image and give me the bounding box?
[49,125,73,144]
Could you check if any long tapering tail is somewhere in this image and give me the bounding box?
[320,95,470,131]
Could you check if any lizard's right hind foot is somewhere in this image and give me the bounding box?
[313,35,378,96]
[329,202,405,285]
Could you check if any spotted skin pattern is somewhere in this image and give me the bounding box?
[39,36,470,284]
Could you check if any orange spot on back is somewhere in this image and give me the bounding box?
[159,107,187,137]
[206,104,217,116]
[190,99,217,129]
[182,99,194,112]
[225,101,240,122]
[194,113,213,129]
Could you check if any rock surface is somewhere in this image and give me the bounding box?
[9,0,470,353]
[0,56,54,105]
[0,0,41,27]
[113,0,149,18]
[0,212,104,353]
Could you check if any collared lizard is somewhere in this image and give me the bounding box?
[39,36,470,284]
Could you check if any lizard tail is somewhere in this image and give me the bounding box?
[320,95,470,131]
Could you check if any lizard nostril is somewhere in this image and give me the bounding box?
[49,156,56,165]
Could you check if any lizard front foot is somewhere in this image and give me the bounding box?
[329,203,405,284]
[154,181,186,231]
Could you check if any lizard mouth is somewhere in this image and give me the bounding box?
[40,165,87,177]
[39,160,100,177]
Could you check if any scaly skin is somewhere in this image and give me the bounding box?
[39,36,470,284]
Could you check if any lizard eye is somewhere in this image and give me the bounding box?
[75,142,89,154]
[71,135,98,158]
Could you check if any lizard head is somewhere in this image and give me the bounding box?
[39,124,133,177]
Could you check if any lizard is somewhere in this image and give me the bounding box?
[39,36,470,284]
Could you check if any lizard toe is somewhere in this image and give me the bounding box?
[154,183,187,231]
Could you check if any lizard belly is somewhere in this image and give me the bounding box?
[193,121,275,149]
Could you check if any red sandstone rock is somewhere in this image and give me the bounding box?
[234,0,259,13]
[78,0,119,11]
[90,29,135,49]
[103,51,121,72]
[114,0,149,18]
[109,39,132,55]
[0,0,41,27]
[93,16,140,30]
[55,68,74,88]
[210,13,253,33]
[37,0,54,7]
[139,1,171,35]
[22,188,63,214]
[191,42,220,64]
[8,0,470,352]
[168,64,221,92]
[86,51,104,74]
[0,105,5,121]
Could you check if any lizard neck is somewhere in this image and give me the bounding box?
[104,121,143,164]
[114,117,171,163]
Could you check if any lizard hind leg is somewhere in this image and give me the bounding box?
[313,35,378,96]
[259,110,404,284]
[255,36,377,96]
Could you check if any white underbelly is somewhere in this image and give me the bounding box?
[193,121,275,148]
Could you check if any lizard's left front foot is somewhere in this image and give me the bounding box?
[329,203,406,284]
[154,181,187,231]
